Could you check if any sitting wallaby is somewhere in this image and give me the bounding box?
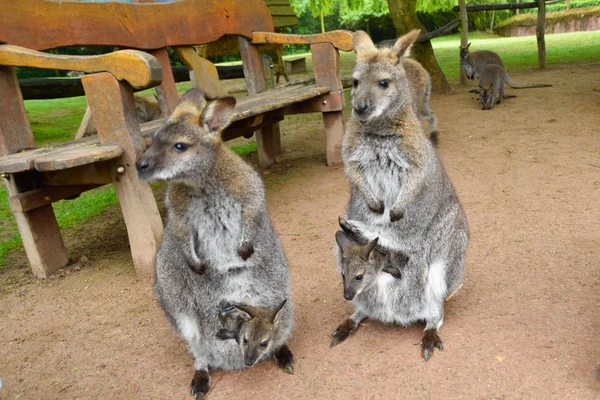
[336,30,468,360]
[217,300,294,374]
[459,42,505,81]
[136,89,293,399]
[134,95,163,123]
[478,64,552,110]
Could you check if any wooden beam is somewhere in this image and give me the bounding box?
[452,1,560,12]
[8,184,101,213]
[537,0,547,69]
[252,31,354,52]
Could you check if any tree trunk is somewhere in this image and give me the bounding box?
[387,0,449,93]
[458,0,468,85]
[536,0,546,68]
[320,10,325,33]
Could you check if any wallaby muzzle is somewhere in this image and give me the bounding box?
[344,288,356,301]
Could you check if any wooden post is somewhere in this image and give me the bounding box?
[150,48,179,116]
[536,0,547,69]
[239,37,277,169]
[0,66,69,278]
[261,54,282,156]
[458,0,469,85]
[82,73,163,278]
[516,0,520,15]
[310,42,344,166]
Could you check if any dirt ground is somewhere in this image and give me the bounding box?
[1,62,599,400]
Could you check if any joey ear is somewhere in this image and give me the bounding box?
[227,304,256,321]
[272,299,287,327]
[353,30,377,55]
[392,29,420,61]
[170,88,207,122]
[359,237,379,261]
[335,230,355,254]
[200,96,236,137]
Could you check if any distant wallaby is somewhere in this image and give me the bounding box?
[134,95,163,123]
[136,89,293,399]
[478,64,552,110]
[459,42,505,81]
[336,30,468,360]
[217,300,294,374]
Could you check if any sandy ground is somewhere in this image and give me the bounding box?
[1,62,599,400]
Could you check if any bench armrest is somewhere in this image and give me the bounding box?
[251,30,354,52]
[0,44,162,89]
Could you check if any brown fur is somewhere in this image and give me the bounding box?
[134,95,162,123]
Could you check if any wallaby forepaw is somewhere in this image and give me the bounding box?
[190,370,211,400]
[421,330,443,361]
[238,242,254,261]
[429,131,439,146]
[189,261,206,275]
[368,200,385,214]
[273,345,295,375]
[330,319,358,348]
[389,209,404,222]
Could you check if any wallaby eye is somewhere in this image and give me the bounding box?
[260,341,268,349]
[353,79,359,88]
[355,274,363,281]
[173,143,188,152]
[378,80,390,89]
[243,337,248,344]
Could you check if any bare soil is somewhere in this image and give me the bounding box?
[1,62,599,400]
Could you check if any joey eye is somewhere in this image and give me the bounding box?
[173,143,188,152]
[355,274,363,281]
[260,341,268,349]
[243,337,248,344]
[378,80,390,89]
[353,79,359,88]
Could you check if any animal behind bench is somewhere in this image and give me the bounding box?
[136,89,294,399]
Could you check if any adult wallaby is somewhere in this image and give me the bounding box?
[459,42,505,81]
[401,58,439,144]
[336,30,468,360]
[478,64,552,110]
[136,89,293,399]
[217,300,294,374]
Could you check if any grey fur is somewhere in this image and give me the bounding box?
[136,89,293,399]
[335,30,468,360]
[459,42,505,80]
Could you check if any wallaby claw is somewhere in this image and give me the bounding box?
[273,345,295,375]
[368,200,385,214]
[421,329,443,361]
[330,319,357,348]
[190,370,210,400]
[238,242,254,260]
[389,209,404,222]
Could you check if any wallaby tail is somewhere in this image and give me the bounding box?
[504,73,552,89]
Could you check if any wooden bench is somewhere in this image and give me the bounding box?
[0,0,352,278]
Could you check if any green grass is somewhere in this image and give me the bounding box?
[2,31,599,266]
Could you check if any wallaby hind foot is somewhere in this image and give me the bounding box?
[190,369,211,400]
[330,318,363,347]
[421,329,444,361]
[273,344,295,374]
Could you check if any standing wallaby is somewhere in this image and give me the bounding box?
[136,89,293,399]
[401,58,439,144]
[217,300,294,374]
[459,42,505,81]
[336,30,468,360]
[478,64,552,110]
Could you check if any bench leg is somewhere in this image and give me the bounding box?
[322,111,344,166]
[256,124,277,169]
[4,175,68,278]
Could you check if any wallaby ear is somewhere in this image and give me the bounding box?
[170,88,206,122]
[271,299,287,327]
[353,30,377,55]
[335,230,355,254]
[200,96,236,137]
[392,29,420,61]
[359,237,379,261]
[227,304,256,321]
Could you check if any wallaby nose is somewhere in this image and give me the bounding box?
[343,290,355,301]
[355,102,368,115]
[135,159,149,172]
[244,358,255,367]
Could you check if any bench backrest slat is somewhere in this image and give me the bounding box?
[0,0,274,51]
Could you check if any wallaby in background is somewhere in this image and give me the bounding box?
[217,300,294,374]
[136,89,293,399]
[459,42,505,81]
[336,30,468,360]
[478,64,552,110]
[134,95,163,123]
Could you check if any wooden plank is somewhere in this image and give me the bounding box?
[451,1,560,12]
[174,47,228,99]
[0,0,274,51]
[34,144,123,172]
[281,92,344,115]
[82,73,162,278]
[311,43,344,166]
[252,31,354,51]
[150,48,179,116]
[8,184,101,213]
[0,45,161,89]
[0,66,35,156]
[42,163,113,186]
